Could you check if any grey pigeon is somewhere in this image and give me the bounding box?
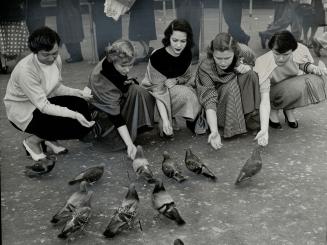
[162,151,187,183]
[185,149,216,180]
[103,183,140,238]
[132,145,156,183]
[174,239,185,245]
[57,206,91,239]
[51,181,93,225]
[24,155,56,178]
[152,179,185,226]
[68,165,104,185]
[235,146,263,185]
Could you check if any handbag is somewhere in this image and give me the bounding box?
[194,109,208,135]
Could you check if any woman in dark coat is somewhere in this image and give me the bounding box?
[56,0,84,62]
[88,40,155,159]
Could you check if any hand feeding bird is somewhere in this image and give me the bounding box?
[235,146,263,185]
[162,151,188,183]
[185,148,216,180]
[68,165,104,185]
[51,181,93,225]
[57,206,91,239]
[152,179,185,226]
[24,155,56,178]
[132,145,156,183]
[103,183,140,238]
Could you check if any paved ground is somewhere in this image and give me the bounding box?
[1,7,327,245]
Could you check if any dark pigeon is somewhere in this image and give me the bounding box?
[185,149,216,180]
[24,155,56,178]
[68,165,104,185]
[162,151,187,183]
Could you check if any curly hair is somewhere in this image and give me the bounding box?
[268,30,298,53]
[206,33,240,59]
[105,40,135,63]
[28,26,61,53]
[162,19,194,50]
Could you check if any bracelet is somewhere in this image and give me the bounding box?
[303,62,312,74]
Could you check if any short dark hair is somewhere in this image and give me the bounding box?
[207,32,240,59]
[268,30,298,53]
[28,26,61,53]
[162,19,194,50]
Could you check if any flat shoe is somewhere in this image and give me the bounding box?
[23,140,46,161]
[44,141,68,154]
[269,119,282,129]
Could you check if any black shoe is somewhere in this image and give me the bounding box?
[186,119,196,134]
[259,32,268,49]
[269,119,282,129]
[65,57,83,63]
[283,110,298,128]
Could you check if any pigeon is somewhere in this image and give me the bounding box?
[152,179,185,226]
[103,183,140,238]
[162,151,187,183]
[235,146,263,185]
[51,181,93,225]
[185,149,216,180]
[68,165,104,185]
[57,206,91,239]
[132,145,156,183]
[24,155,56,178]
[174,239,185,245]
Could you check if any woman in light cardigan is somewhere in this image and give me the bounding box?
[3,27,94,161]
[254,30,327,129]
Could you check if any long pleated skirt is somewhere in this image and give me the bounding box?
[216,70,261,138]
[270,73,327,110]
[90,84,155,152]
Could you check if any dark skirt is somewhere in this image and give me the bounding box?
[22,96,92,141]
[216,70,261,138]
[270,73,327,110]
[91,84,155,152]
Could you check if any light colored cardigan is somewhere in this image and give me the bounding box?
[3,53,81,131]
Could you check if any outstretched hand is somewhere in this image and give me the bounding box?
[254,129,268,146]
[208,131,223,150]
[127,144,137,160]
[75,113,95,128]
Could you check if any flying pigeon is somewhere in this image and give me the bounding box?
[162,151,187,183]
[68,165,104,185]
[103,183,140,238]
[51,181,93,225]
[152,179,185,226]
[132,145,156,183]
[185,149,216,180]
[235,146,263,185]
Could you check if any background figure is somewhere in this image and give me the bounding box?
[259,0,301,49]
[299,0,325,47]
[222,0,250,45]
[129,0,157,63]
[25,0,45,33]
[57,0,84,63]
[312,31,327,57]
[91,0,122,59]
[176,0,202,63]
[0,0,29,73]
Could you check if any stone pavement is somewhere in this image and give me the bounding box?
[1,7,327,245]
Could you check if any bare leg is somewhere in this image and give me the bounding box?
[25,135,44,154]
[269,109,280,123]
[284,109,296,122]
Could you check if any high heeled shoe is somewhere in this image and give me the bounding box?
[23,139,46,161]
[283,110,298,128]
[43,141,68,154]
[269,119,282,129]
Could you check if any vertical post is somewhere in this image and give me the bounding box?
[219,0,223,33]
[249,0,253,17]
[200,0,205,51]
[163,0,167,26]
[172,0,176,18]
[87,1,99,64]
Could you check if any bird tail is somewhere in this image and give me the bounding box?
[170,207,186,226]
[173,173,188,183]
[68,179,81,185]
[235,172,246,185]
[201,166,217,181]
